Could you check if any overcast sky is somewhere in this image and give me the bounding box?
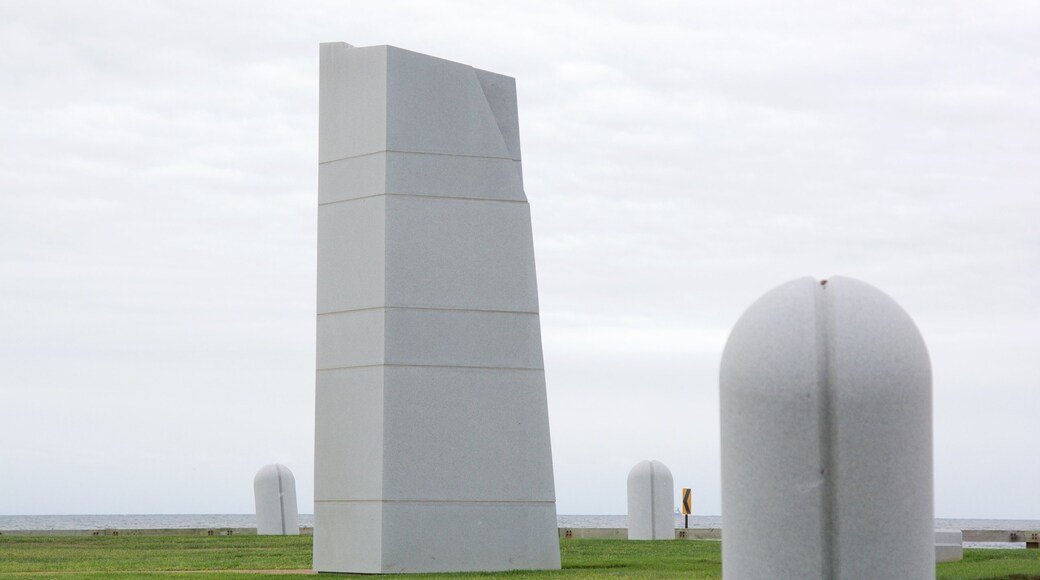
[1,1,1037,520]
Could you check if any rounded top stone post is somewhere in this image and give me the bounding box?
[720,276,932,579]
[627,459,674,540]
[254,463,300,536]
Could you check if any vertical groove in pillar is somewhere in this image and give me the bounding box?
[722,276,932,578]
[815,282,835,580]
[648,462,656,539]
[276,465,286,536]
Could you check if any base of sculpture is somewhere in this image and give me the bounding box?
[314,503,559,573]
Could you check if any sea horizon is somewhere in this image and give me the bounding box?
[3,513,1039,530]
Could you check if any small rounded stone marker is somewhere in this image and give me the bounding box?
[254,464,300,536]
[720,276,932,579]
[627,459,674,540]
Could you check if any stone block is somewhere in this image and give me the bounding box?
[385,152,524,200]
[313,368,383,501]
[380,366,555,502]
[384,46,513,159]
[383,308,544,369]
[318,43,387,163]
[318,154,387,205]
[315,309,384,370]
[378,501,560,573]
[313,501,382,572]
[384,195,538,312]
[473,69,522,161]
[319,152,525,205]
[316,195,385,314]
[315,308,544,371]
[935,529,963,563]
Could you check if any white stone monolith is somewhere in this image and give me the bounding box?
[935,529,963,563]
[254,464,300,535]
[314,43,560,573]
[720,276,933,579]
[627,460,674,540]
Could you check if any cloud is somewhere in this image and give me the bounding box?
[1,0,1037,518]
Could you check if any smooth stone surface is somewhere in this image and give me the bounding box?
[318,180,536,314]
[318,44,387,163]
[627,460,674,540]
[313,501,382,573]
[378,501,560,573]
[314,501,559,574]
[720,276,933,579]
[314,367,554,502]
[319,152,524,205]
[318,153,386,205]
[384,47,513,159]
[316,195,385,314]
[253,464,300,536]
[316,309,544,371]
[314,309,385,370]
[379,366,555,501]
[935,529,964,563]
[385,152,523,199]
[383,195,538,311]
[314,367,384,501]
[314,42,559,573]
[472,69,522,161]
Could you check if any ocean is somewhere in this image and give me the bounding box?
[2,514,1038,548]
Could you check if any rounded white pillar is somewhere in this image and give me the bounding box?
[627,460,674,540]
[254,464,300,535]
[720,277,932,579]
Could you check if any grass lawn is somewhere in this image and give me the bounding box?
[0,535,1038,578]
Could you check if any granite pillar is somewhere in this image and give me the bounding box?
[720,277,933,579]
[314,43,560,574]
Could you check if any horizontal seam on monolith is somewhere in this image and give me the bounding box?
[319,192,529,207]
[318,306,540,316]
[317,363,546,372]
[320,149,517,165]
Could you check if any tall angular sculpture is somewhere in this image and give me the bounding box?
[314,43,560,574]
[720,277,933,579]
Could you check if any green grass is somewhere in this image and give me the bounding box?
[0,535,309,578]
[0,535,1038,579]
[938,547,1040,580]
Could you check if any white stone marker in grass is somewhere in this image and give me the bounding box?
[627,460,675,540]
[314,43,560,574]
[720,276,933,579]
[935,529,964,563]
[253,464,299,535]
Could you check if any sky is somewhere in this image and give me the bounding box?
[1,0,1038,520]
